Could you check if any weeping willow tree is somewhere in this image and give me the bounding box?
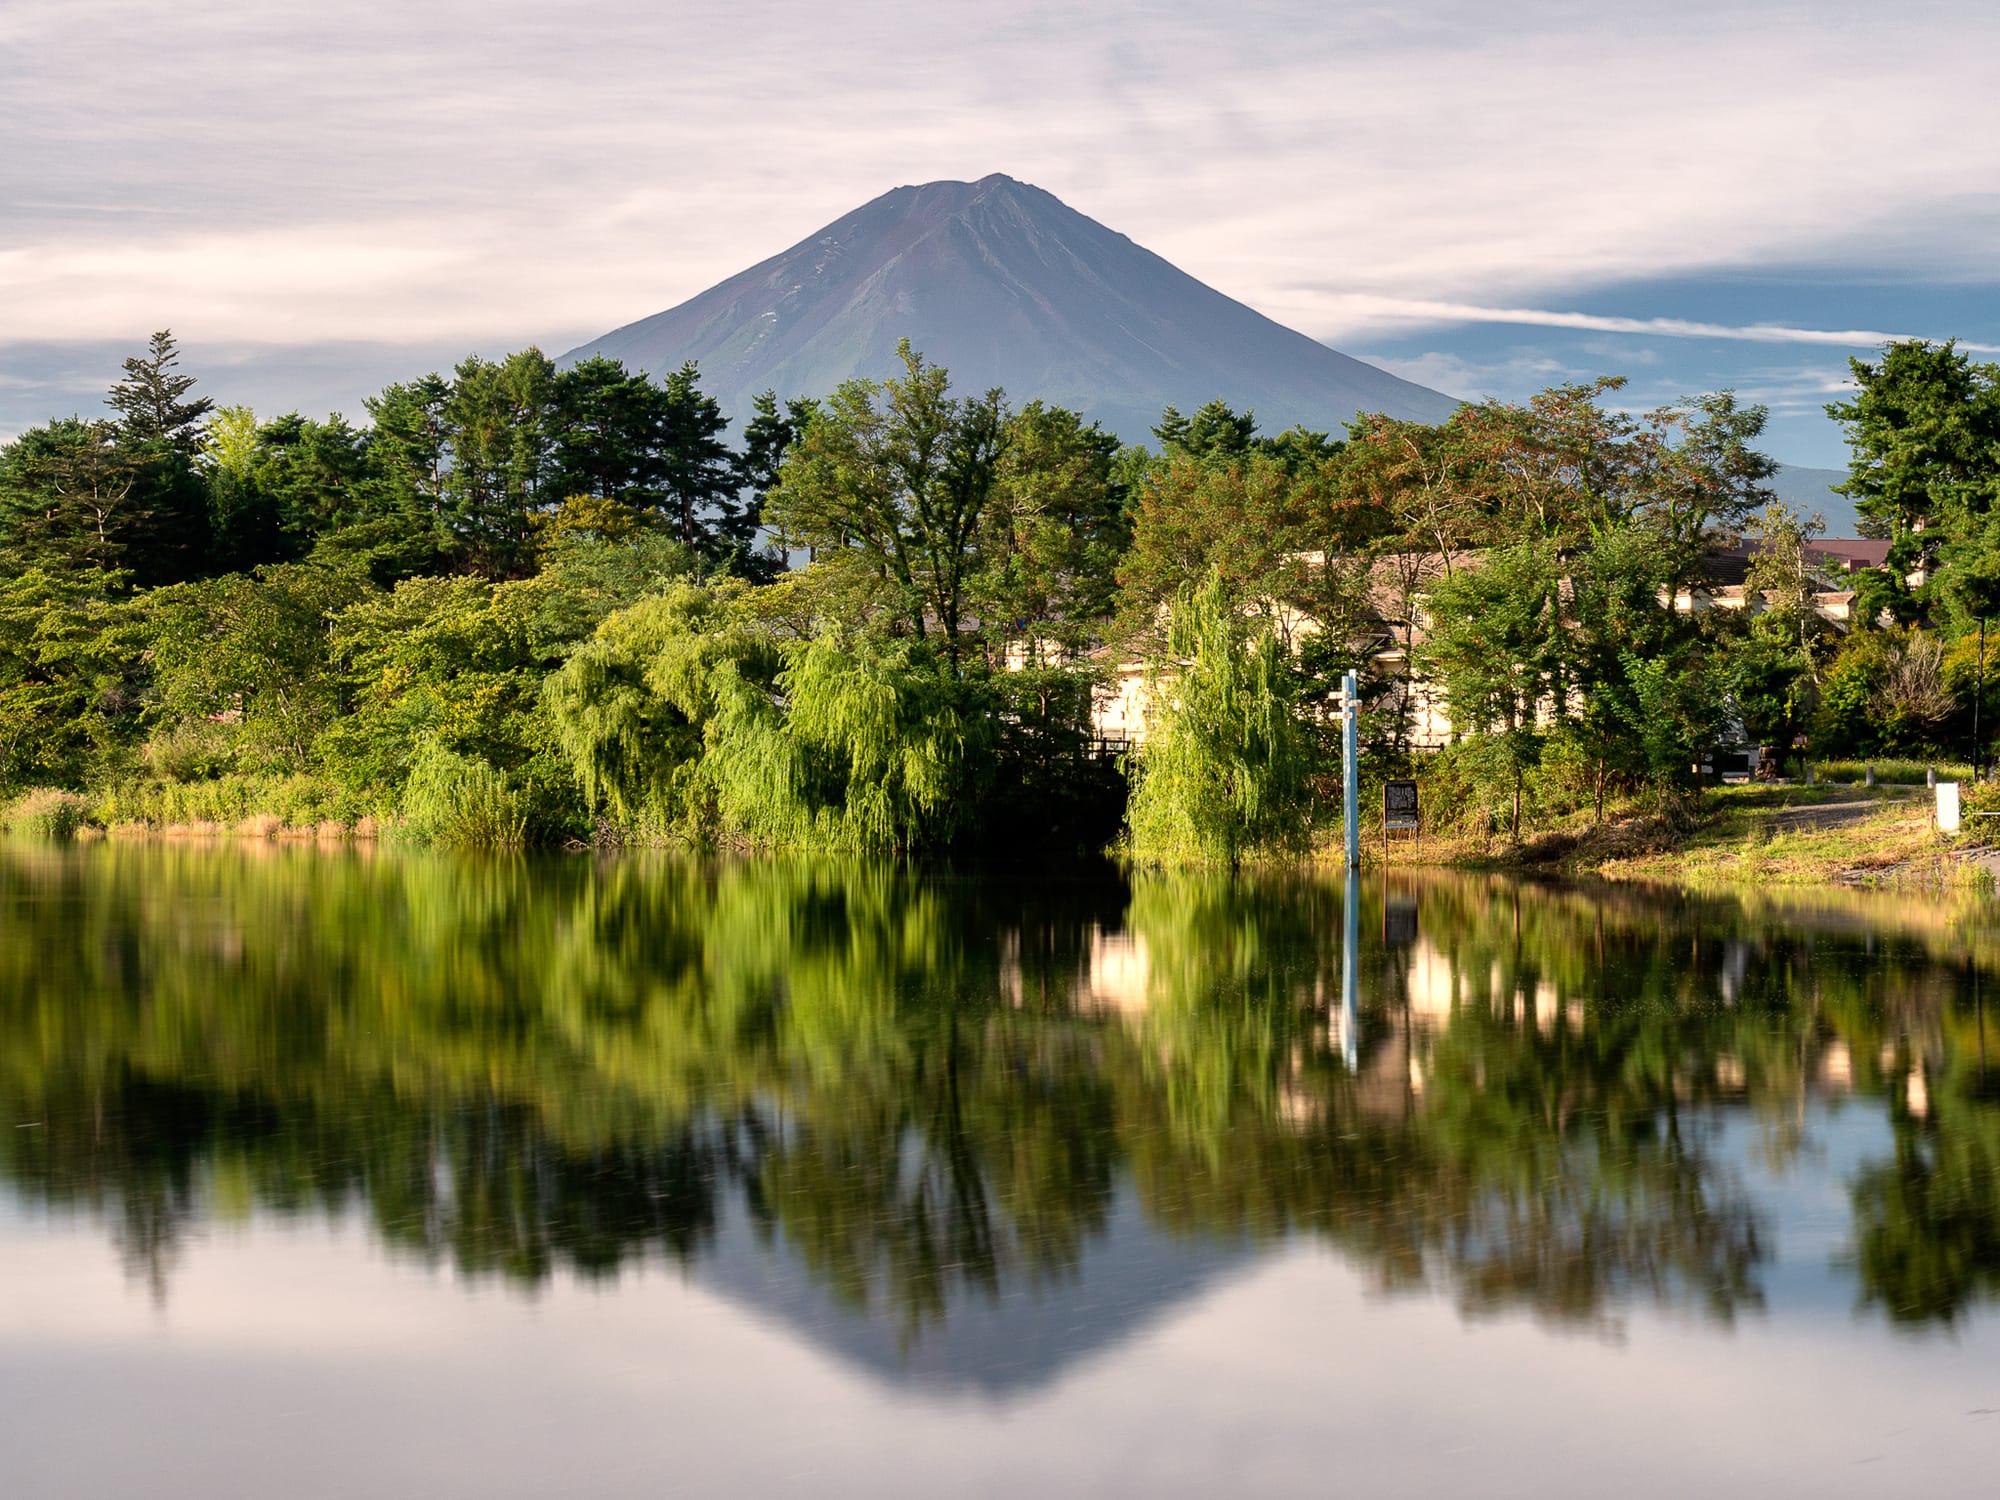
[399,740,528,848]
[1124,570,1312,865]
[547,583,983,852]
[542,582,779,839]
[709,634,987,853]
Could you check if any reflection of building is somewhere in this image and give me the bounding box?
[997,927,1152,1014]
[1085,930,1150,1014]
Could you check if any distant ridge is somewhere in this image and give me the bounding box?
[563,173,1461,442]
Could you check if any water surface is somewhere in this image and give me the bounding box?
[4,843,1999,1496]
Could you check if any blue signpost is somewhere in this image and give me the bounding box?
[1340,669,1362,1067]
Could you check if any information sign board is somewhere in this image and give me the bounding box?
[1383,779,1419,830]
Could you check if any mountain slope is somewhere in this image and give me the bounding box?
[563,174,1460,442]
[1770,464,1863,536]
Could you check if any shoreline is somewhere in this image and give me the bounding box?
[1375,784,1996,892]
[10,784,1997,896]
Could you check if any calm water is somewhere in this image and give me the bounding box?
[4,842,2000,1496]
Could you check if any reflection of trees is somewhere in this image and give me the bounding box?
[5,843,2000,1335]
[1118,873,1766,1328]
[1848,1022,2000,1325]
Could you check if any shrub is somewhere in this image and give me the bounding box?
[4,787,90,841]
[398,742,528,849]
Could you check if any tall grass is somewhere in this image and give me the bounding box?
[89,773,377,832]
[1812,758,1975,787]
[398,743,528,849]
[3,787,90,841]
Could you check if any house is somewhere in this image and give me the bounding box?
[1090,539,1884,751]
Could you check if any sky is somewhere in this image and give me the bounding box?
[4,0,1998,469]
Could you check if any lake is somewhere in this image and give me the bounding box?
[3,841,1999,1497]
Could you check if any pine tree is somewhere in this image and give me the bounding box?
[106,330,214,451]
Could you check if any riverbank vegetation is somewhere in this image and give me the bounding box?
[7,330,2000,866]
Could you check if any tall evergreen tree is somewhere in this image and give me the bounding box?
[550,356,661,511]
[732,389,819,578]
[442,350,556,578]
[654,362,738,557]
[106,330,214,452]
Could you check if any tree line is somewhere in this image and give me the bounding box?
[4,328,1997,857]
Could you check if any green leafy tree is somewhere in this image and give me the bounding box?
[442,349,558,578]
[734,389,820,578]
[1125,570,1311,864]
[0,566,143,790]
[655,362,745,561]
[974,400,1128,656]
[142,563,372,772]
[766,341,1005,666]
[0,419,148,576]
[1828,339,2000,626]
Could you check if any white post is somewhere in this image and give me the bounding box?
[1938,781,1961,834]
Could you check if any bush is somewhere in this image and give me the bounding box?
[398,742,528,849]
[4,787,90,840]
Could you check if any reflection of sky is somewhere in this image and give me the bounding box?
[5,1148,1997,1500]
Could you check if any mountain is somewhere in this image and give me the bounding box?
[1770,464,1863,537]
[563,174,1460,443]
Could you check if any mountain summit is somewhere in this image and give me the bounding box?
[564,174,1458,440]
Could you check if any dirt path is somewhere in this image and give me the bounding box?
[1767,797,1908,831]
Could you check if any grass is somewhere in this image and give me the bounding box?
[2,787,90,841]
[1371,777,1986,890]
[1588,785,1968,887]
[1811,757,1976,786]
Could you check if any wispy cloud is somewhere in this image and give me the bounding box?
[1301,296,2000,354]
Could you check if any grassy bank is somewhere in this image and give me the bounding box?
[1383,783,1994,890]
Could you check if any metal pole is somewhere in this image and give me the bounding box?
[1343,668,1360,872]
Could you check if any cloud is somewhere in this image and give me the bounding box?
[1,0,1997,356]
[1299,296,2000,353]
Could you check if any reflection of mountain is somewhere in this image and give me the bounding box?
[696,1190,1251,1399]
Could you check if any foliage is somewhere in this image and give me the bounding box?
[144,562,371,773]
[397,741,529,848]
[0,565,144,792]
[3,787,89,840]
[543,583,778,837]
[89,771,378,831]
[18,321,2000,851]
[106,330,214,451]
[546,586,986,853]
[1125,571,1311,864]
[1811,627,1962,757]
[766,340,1006,663]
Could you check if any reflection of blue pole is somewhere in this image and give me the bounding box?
[1343,669,1360,872]
[1342,871,1360,1071]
